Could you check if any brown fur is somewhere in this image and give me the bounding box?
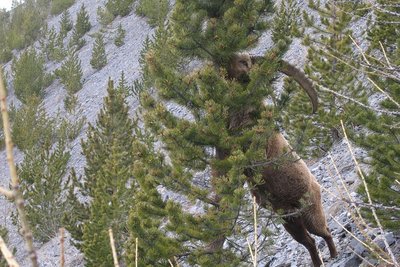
[250,133,337,267]
[224,53,337,266]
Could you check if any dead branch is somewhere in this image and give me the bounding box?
[108,229,120,267]
[60,228,65,267]
[0,186,13,200]
[0,235,19,267]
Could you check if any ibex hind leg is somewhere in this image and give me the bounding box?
[307,223,337,259]
[304,184,338,259]
[283,217,322,267]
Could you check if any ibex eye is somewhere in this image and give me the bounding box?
[240,60,248,67]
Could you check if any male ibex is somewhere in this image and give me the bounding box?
[224,53,338,267]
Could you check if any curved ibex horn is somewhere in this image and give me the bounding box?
[250,56,318,113]
[280,60,318,113]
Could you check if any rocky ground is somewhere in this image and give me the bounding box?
[0,0,398,266]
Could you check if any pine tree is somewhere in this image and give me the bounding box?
[75,4,91,37]
[285,1,367,156]
[55,49,83,108]
[90,33,107,70]
[69,26,86,50]
[126,1,303,265]
[356,1,400,230]
[0,9,12,63]
[59,10,73,38]
[18,136,70,242]
[126,126,181,266]
[12,48,46,103]
[40,26,66,62]
[62,169,88,248]
[76,77,136,266]
[10,99,55,151]
[8,0,45,49]
[114,23,125,47]
[11,99,73,241]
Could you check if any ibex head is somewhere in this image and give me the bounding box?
[227,53,318,113]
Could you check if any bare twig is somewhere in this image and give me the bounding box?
[108,229,120,267]
[340,120,399,267]
[325,155,389,259]
[60,228,65,267]
[379,41,392,69]
[348,247,375,267]
[168,259,174,267]
[174,256,180,267]
[349,35,370,65]
[318,251,325,267]
[373,3,400,16]
[330,216,393,265]
[318,46,400,82]
[0,235,19,267]
[135,237,138,267]
[0,67,38,267]
[0,186,13,200]
[252,196,257,267]
[368,77,400,109]
[246,237,255,264]
[319,86,400,116]
[328,154,368,226]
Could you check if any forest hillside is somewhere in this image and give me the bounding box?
[0,0,399,266]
